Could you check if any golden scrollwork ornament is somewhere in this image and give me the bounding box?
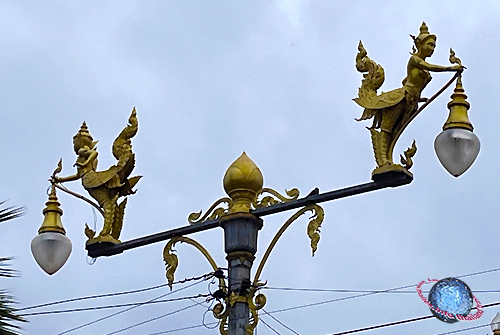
[253,187,300,209]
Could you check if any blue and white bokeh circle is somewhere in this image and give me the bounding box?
[428,277,473,323]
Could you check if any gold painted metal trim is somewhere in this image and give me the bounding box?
[244,204,324,334]
[213,301,229,335]
[253,187,300,209]
[253,204,324,286]
[163,236,225,290]
[188,197,233,224]
[246,290,267,335]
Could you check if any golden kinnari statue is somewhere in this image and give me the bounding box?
[354,22,464,179]
[52,108,142,245]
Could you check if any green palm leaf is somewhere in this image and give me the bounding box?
[0,201,27,334]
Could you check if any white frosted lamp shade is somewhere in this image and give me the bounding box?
[31,232,72,275]
[491,312,500,332]
[434,128,480,177]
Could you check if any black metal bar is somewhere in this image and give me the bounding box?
[86,219,220,258]
[251,171,412,217]
[86,171,412,258]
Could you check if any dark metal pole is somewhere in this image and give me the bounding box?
[220,213,263,335]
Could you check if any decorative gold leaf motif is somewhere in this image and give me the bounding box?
[247,292,267,334]
[212,301,229,335]
[253,187,300,209]
[163,238,180,290]
[307,205,324,256]
[188,197,233,225]
[253,204,325,287]
[400,140,417,170]
[162,236,224,291]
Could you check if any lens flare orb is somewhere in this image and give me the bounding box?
[416,277,483,323]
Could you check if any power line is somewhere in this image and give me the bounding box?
[264,287,500,294]
[18,283,169,312]
[55,279,206,335]
[327,301,500,335]
[261,308,300,335]
[260,317,283,335]
[146,322,216,335]
[19,293,211,317]
[20,272,215,312]
[262,266,500,316]
[28,266,500,334]
[105,302,202,335]
[432,323,492,335]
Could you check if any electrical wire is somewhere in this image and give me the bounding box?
[18,283,169,311]
[55,279,206,335]
[19,293,211,317]
[105,301,204,335]
[261,266,500,316]
[326,301,500,335]
[432,323,492,335]
[19,271,215,312]
[261,308,300,335]
[260,317,282,335]
[263,287,500,294]
[146,322,217,335]
[25,266,500,334]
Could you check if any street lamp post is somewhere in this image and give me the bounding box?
[92,152,412,334]
[31,23,480,335]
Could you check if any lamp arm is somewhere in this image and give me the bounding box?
[53,183,104,217]
[252,204,324,286]
[388,72,461,161]
[417,72,461,115]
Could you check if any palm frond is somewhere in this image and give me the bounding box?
[0,200,27,334]
[0,290,26,334]
[0,201,25,223]
[0,258,17,278]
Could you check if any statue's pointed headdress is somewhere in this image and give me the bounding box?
[410,22,436,49]
[73,122,98,153]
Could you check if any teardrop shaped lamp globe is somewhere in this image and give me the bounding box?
[31,232,72,275]
[434,128,480,177]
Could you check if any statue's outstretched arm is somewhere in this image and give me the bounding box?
[53,173,80,183]
[413,57,462,72]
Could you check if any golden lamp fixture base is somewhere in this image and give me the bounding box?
[354,22,473,180]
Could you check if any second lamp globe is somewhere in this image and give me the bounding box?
[434,76,479,177]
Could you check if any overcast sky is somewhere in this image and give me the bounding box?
[2,1,500,334]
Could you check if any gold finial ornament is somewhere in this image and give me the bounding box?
[51,108,142,245]
[39,186,65,234]
[223,152,263,213]
[443,76,473,131]
[354,22,464,179]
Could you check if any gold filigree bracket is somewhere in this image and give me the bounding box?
[212,299,229,335]
[252,187,300,209]
[254,204,324,286]
[243,204,324,334]
[188,197,234,225]
[163,236,225,291]
[246,283,267,334]
[216,284,267,335]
